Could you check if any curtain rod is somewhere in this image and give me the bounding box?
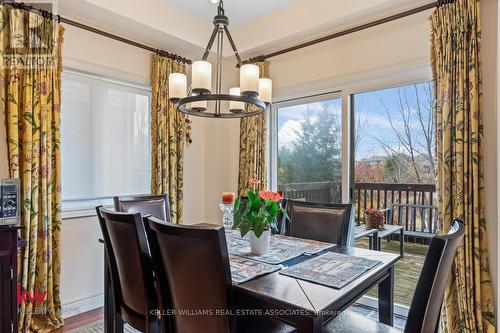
[4,1,192,64]
[243,1,440,64]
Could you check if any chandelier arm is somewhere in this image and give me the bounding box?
[223,26,242,67]
[202,25,220,61]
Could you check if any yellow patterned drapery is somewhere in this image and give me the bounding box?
[431,0,496,331]
[237,62,269,196]
[150,54,189,224]
[1,5,64,332]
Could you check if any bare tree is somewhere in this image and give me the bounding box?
[374,82,436,184]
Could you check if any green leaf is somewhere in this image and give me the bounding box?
[280,207,290,220]
[248,191,257,205]
[240,223,250,237]
[253,220,265,238]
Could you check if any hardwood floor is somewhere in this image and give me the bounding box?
[51,308,103,332]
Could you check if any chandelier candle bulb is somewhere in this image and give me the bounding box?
[258,78,272,104]
[240,64,260,96]
[192,60,212,94]
[229,87,244,112]
[168,73,187,100]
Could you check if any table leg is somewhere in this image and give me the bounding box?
[399,229,404,258]
[373,231,379,251]
[378,266,395,326]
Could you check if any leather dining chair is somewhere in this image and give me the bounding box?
[96,207,160,333]
[145,218,297,333]
[325,219,465,333]
[114,194,171,222]
[284,200,353,245]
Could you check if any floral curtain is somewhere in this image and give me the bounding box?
[237,61,269,196]
[1,5,64,332]
[431,0,496,331]
[151,54,190,224]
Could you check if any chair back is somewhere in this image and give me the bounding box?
[114,194,170,222]
[285,200,353,245]
[389,203,439,234]
[405,219,465,333]
[95,207,159,332]
[145,218,234,333]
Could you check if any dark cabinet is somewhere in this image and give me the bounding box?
[0,227,21,333]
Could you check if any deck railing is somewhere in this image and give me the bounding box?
[278,181,437,235]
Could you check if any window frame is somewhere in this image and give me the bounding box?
[269,70,433,315]
[60,68,152,218]
[270,70,432,202]
[270,91,347,203]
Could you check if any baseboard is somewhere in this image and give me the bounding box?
[62,294,104,319]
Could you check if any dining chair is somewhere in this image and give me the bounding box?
[324,219,465,333]
[114,194,171,222]
[96,207,160,333]
[284,200,353,245]
[145,218,297,333]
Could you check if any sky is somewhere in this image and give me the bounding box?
[277,81,434,161]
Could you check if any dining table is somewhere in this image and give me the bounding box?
[100,226,399,333]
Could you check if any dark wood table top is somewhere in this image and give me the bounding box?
[233,245,399,316]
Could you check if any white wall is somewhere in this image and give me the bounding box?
[481,0,499,317]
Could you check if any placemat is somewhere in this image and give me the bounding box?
[228,241,305,265]
[280,252,381,289]
[272,234,336,255]
[230,255,282,284]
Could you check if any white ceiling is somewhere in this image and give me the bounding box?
[163,0,300,27]
[59,0,433,60]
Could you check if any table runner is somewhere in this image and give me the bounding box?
[225,229,335,263]
[271,234,336,255]
[229,255,282,284]
[228,239,305,265]
[280,252,381,289]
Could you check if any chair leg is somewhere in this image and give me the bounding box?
[114,313,124,333]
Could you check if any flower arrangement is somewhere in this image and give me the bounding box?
[364,208,385,230]
[232,190,288,238]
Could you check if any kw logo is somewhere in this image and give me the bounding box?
[17,286,47,305]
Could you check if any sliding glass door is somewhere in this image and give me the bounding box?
[270,79,435,315]
[351,81,435,311]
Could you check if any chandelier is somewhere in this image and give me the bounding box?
[168,0,272,118]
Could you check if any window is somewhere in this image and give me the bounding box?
[353,81,435,185]
[275,96,343,203]
[352,81,435,309]
[270,80,436,314]
[61,71,151,211]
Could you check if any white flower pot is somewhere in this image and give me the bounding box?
[249,229,271,255]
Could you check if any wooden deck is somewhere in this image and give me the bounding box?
[355,237,428,307]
